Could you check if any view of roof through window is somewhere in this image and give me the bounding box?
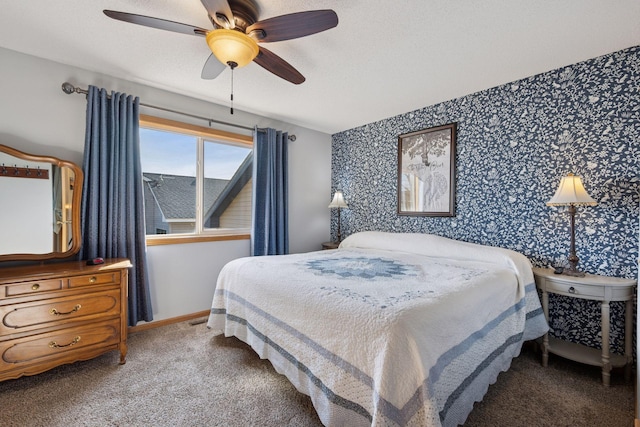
[140,127,253,236]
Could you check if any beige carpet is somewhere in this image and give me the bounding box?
[0,320,634,426]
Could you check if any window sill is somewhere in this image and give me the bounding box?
[146,233,250,246]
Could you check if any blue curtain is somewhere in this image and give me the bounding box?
[252,128,289,256]
[79,86,153,326]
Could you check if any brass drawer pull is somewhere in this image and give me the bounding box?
[49,336,81,349]
[50,304,82,316]
[89,276,97,283]
[31,283,40,290]
[568,286,576,294]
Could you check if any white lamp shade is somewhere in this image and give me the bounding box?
[547,173,597,206]
[328,191,348,208]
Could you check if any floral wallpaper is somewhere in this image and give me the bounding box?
[331,45,639,354]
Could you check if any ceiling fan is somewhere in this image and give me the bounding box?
[103,0,339,85]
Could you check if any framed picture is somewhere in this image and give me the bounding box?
[397,122,457,216]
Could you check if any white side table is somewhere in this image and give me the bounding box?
[533,267,636,386]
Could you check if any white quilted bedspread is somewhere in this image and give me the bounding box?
[208,232,548,426]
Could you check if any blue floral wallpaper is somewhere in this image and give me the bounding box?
[331,46,639,354]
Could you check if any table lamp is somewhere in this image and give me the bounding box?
[328,190,348,243]
[547,173,597,277]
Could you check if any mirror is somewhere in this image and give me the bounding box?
[0,144,83,262]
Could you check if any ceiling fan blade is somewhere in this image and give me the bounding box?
[247,10,338,43]
[201,54,226,79]
[253,47,305,85]
[103,10,208,36]
[200,0,235,29]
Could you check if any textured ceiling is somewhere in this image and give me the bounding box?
[0,1,638,134]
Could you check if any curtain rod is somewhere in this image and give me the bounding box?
[60,82,296,141]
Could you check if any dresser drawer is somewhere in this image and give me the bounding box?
[0,289,121,336]
[543,279,604,299]
[0,259,130,382]
[4,278,63,298]
[0,318,120,369]
[69,272,120,288]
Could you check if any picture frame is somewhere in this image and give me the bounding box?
[397,122,457,216]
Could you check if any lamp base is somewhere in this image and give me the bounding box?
[562,258,585,277]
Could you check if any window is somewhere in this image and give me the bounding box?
[139,115,253,244]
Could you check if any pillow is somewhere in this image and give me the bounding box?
[340,231,534,287]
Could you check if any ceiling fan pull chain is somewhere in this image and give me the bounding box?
[229,61,237,115]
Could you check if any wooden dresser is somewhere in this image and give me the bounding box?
[0,258,131,382]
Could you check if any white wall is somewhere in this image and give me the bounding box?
[0,46,332,322]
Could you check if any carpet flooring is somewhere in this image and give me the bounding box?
[0,320,634,426]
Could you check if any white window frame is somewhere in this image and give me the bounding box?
[140,114,253,246]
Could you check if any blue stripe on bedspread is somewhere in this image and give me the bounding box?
[211,281,547,426]
[525,282,543,319]
[429,293,527,425]
[523,282,548,341]
[439,332,523,423]
[212,308,373,422]
[430,295,526,385]
[219,289,374,387]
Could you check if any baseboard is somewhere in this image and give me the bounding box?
[128,310,210,334]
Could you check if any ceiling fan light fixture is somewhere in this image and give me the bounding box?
[206,29,259,68]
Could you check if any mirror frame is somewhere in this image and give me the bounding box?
[0,144,83,262]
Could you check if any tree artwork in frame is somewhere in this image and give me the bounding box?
[397,123,457,216]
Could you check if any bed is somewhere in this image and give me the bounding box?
[207,231,548,426]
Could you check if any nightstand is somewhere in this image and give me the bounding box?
[533,267,636,386]
[321,241,340,250]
